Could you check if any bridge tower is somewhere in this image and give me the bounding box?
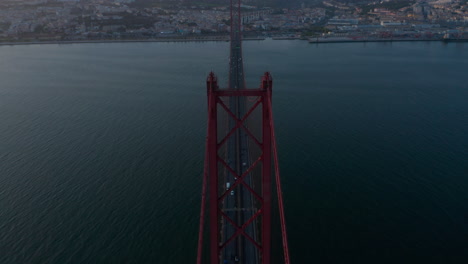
[196,1,290,264]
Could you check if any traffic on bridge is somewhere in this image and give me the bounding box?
[196,1,290,264]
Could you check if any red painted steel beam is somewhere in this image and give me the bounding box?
[219,208,263,250]
[261,73,272,264]
[266,75,291,264]
[199,72,290,264]
[196,118,209,264]
[207,72,219,264]
[217,155,264,204]
[216,96,263,150]
[216,89,264,97]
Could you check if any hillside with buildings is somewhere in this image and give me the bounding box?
[0,0,466,43]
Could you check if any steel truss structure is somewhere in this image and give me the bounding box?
[196,73,290,264]
[196,0,290,263]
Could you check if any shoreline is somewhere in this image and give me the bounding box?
[0,37,466,46]
[308,38,468,44]
[0,37,266,46]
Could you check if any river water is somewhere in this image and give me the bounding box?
[0,40,467,263]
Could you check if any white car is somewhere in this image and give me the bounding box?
[230,190,235,196]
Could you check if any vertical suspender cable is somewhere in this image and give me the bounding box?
[267,94,291,264]
[196,86,213,264]
[196,138,208,264]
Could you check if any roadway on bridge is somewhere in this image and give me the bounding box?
[221,6,259,262]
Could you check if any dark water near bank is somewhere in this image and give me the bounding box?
[0,40,467,263]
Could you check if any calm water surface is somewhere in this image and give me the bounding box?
[0,40,467,263]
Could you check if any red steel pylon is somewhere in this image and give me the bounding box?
[196,72,290,264]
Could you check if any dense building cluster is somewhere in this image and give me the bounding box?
[0,0,466,42]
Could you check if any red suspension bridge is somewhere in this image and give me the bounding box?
[196,1,290,263]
